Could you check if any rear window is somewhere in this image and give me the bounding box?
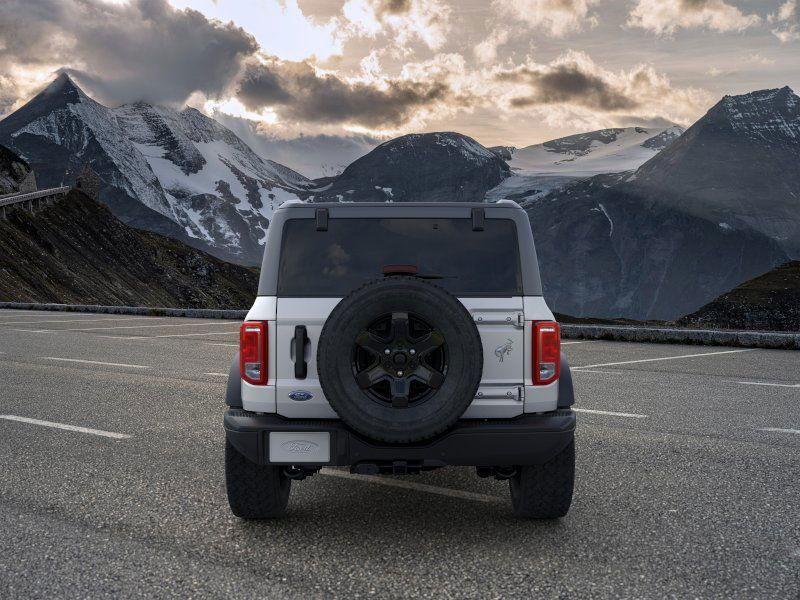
[277,217,522,296]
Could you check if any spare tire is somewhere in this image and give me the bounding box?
[317,276,483,443]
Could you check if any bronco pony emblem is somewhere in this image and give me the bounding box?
[494,338,514,362]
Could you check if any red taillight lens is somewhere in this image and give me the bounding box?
[533,321,560,385]
[240,321,267,385]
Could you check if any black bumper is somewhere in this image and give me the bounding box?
[224,409,576,468]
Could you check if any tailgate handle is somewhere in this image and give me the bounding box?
[294,325,308,379]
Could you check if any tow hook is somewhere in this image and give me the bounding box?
[476,466,517,480]
[283,466,319,480]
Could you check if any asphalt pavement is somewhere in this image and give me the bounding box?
[0,308,798,599]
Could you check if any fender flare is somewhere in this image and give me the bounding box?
[225,352,242,408]
[558,351,575,408]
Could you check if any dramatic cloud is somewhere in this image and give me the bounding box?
[627,0,761,35]
[236,57,452,129]
[768,0,800,42]
[474,29,510,64]
[492,51,711,126]
[0,0,257,108]
[342,0,451,50]
[497,65,635,111]
[168,0,346,61]
[492,0,600,37]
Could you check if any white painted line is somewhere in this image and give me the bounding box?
[758,427,800,436]
[150,331,238,338]
[83,331,238,340]
[40,356,151,369]
[0,316,165,326]
[205,342,239,347]
[20,321,238,332]
[573,408,647,418]
[320,469,503,504]
[572,369,625,375]
[561,340,597,345]
[0,310,63,318]
[573,348,754,370]
[0,415,131,439]
[204,372,228,377]
[739,381,800,389]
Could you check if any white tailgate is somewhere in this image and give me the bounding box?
[267,296,551,419]
[275,298,341,418]
[459,297,525,418]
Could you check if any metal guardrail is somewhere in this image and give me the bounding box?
[0,302,247,320]
[560,323,800,350]
[0,186,71,208]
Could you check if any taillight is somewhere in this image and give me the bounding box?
[240,321,268,385]
[533,321,560,385]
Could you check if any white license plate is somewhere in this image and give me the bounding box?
[269,432,330,463]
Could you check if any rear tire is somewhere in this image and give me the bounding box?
[225,438,291,519]
[510,440,575,519]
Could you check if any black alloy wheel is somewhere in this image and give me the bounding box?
[316,276,483,443]
[352,312,447,408]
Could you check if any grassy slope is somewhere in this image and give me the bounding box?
[677,261,800,331]
[0,190,258,308]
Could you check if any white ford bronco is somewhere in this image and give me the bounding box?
[224,201,576,519]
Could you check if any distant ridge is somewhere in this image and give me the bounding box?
[0,189,257,307]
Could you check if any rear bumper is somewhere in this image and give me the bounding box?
[224,409,576,468]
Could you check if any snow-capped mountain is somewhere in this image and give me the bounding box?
[0,74,314,264]
[485,125,683,204]
[508,126,684,177]
[313,132,510,203]
[525,87,800,320]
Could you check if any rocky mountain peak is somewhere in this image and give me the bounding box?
[313,131,509,203]
[706,86,800,141]
[41,72,86,102]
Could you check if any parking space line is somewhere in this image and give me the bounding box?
[0,415,131,439]
[758,427,800,435]
[205,343,239,347]
[0,316,169,326]
[149,331,238,339]
[562,340,597,345]
[40,356,151,369]
[574,408,647,418]
[572,348,753,370]
[204,372,228,377]
[739,381,800,389]
[319,469,504,504]
[15,321,239,333]
[572,369,625,375]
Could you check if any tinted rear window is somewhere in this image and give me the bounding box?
[277,218,522,296]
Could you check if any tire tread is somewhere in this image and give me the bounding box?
[225,438,290,519]
[510,440,575,519]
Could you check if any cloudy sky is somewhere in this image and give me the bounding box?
[0,0,797,146]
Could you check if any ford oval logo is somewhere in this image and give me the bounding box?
[289,390,314,402]
[281,440,319,454]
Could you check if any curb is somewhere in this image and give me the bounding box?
[561,324,800,350]
[1,302,797,350]
[0,302,248,320]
